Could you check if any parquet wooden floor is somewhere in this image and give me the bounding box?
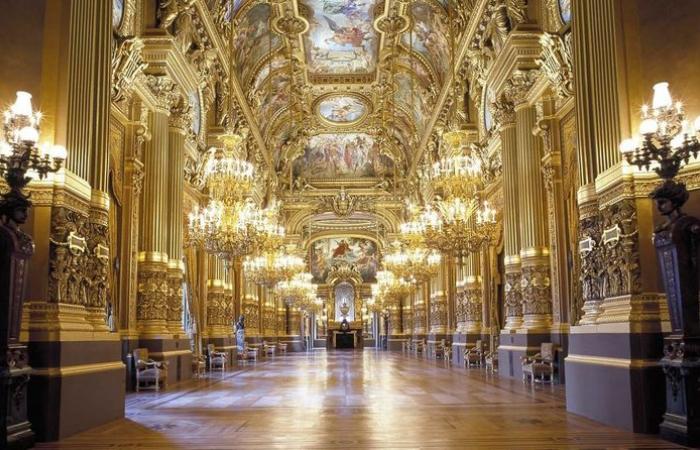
[36,350,684,449]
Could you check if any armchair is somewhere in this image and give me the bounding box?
[262,341,276,356]
[521,343,557,384]
[192,354,206,378]
[207,344,228,372]
[276,342,288,354]
[414,339,425,355]
[485,350,499,374]
[464,340,484,368]
[434,339,449,360]
[133,348,167,392]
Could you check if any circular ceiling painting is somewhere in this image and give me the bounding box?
[317,95,369,124]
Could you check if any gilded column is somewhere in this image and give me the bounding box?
[137,76,174,337]
[413,284,426,335]
[206,256,228,338]
[455,254,467,332]
[242,279,260,336]
[464,251,483,335]
[166,98,189,335]
[492,96,522,329]
[508,70,553,331]
[429,267,447,334]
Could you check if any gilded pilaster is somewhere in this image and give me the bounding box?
[206,256,230,338]
[242,279,260,336]
[535,99,571,329]
[509,70,553,331]
[493,97,522,329]
[412,284,427,335]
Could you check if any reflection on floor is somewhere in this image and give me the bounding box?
[37,350,681,449]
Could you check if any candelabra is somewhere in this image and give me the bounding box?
[619,82,700,446]
[1,91,67,449]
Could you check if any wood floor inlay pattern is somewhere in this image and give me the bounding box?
[36,351,684,449]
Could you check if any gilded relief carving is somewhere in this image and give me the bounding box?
[136,268,169,322]
[504,271,523,319]
[601,200,642,298]
[520,264,552,315]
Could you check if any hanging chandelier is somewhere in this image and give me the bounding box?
[203,133,255,206]
[243,248,305,288]
[187,199,259,260]
[250,200,286,252]
[431,145,483,199]
[384,241,441,283]
[399,204,441,246]
[371,270,413,305]
[275,272,317,305]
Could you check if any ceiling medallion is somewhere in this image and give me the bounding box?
[314,93,371,125]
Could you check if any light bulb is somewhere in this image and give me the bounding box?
[670,133,684,149]
[18,126,39,143]
[694,116,700,134]
[619,138,637,154]
[11,91,34,117]
[652,82,673,109]
[639,118,658,135]
[0,141,13,157]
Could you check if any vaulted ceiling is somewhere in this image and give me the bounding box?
[227,0,473,187]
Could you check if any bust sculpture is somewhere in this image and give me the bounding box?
[340,318,350,332]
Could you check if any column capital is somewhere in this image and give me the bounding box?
[492,95,516,127]
[144,74,180,113]
[169,96,193,133]
[505,69,539,107]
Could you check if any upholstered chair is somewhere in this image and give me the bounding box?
[207,343,228,372]
[434,339,448,360]
[276,342,288,354]
[133,348,167,392]
[464,340,484,368]
[484,349,499,374]
[521,343,557,384]
[192,354,206,378]
[263,341,276,356]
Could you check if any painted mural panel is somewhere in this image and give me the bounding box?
[393,72,430,135]
[318,95,367,123]
[233,3,281,83]
[309,238,379,282]
[402,2,450,83]
[257,73,290,135]
[293,133,393,179]
[302,0,379,74]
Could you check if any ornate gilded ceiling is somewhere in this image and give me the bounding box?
[221,0,478,244]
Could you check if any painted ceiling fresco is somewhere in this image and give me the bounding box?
[302,0,380,75]
[292,133,394,179]
[233,3,282,84]
[317,95,368,123]
[402,2,451,84]
[309,237,379,283]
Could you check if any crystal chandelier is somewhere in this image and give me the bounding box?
[275,272,317,305]
[384,241,441,282]
[432,143,483,199]
[203,133,254,206]
[187,199,259,260]
[371,270,412,305]
[411,199,499,255]
[250,200,286,252]
[243,249,305,288]
[399,204,441,246]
